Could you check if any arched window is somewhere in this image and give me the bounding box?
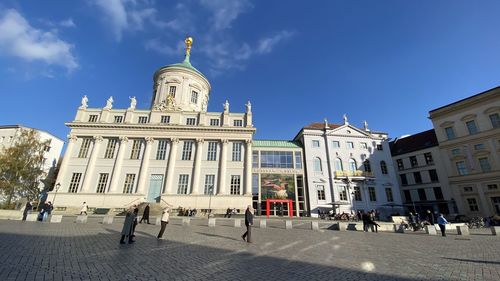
[363,160,371,172]
[313,157,323,172]
[334,158,343,171]
[348,159,357,172]
[380,161,388,174]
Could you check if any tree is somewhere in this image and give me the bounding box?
[0,129,50,207]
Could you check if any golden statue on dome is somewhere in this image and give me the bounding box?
[185,36,193,56]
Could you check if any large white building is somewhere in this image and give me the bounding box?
[53,38,255,212]
[429,86,500,217]
[294,118,403,219]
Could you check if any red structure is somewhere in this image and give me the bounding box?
[266,199,294,217]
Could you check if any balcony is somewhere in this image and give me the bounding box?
[334,170,374,178]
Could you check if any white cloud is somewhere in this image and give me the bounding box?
[256,31,294,54]
[199,0,252,30]
[0,9,78,72]
[145,38,184,56]
[93,0,128,41]
[59,18,76,28]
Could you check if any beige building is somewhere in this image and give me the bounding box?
[429,86,500,217]
[52,38,255,212]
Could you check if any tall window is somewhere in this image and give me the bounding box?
[317,185,325,201]
[68,173,82,193]
[466,120,478,135]
[186,118,197,125]
[332,141,340,148]
[191,91,198,104]
[334,158,343,171]
[156,140,168,160]
[410,156,418,167]
[114,116,123,123]
[204,175,215,195]
[400,174,408,185]
[88,115,98,122]
[313,157,322,172]
[232,142,242,161]
[353,186,362,201]
[230,175,241,195]
[376,144,383,151]
[429,169,439,182]
[177,174,189,194]
[160,115,170,124]
[396,159,404,170]
[104,139,117,159]
[347,141,354,149]
[348,159,357,172]
[252,151,259,168]
[368,187,377,201]
[360,142,368,149]
[295,152,302,169]
[413,172,422,184]
[467,198,479,212]
[181,141,193,160]
[338,186,347,201]
[169,86,176,97]
[138,116,148,124]
[444,127,455,140]
[456,161,468,175]
[210,119,220,126]
[312,140,320,148]
[123,174,136,193]
[479,157,491,172]
[385,188,394,202]
[380,161,388,174]
[418,188,427,201]
[233,120,243,127]
[207,141,218,161]
[433,187,444,200]
[424,152,434,165]
[96,173,109,193]
[404,190,412,203]
[363,160,371,172]
[130,140,142,159]
[78,138,92,158]
[489,113,500,128]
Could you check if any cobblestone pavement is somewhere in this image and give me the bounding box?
[0,218,499,281]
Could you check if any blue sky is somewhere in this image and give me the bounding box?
[1,1,500,143]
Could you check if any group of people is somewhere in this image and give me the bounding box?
[224,208,238,218]
[177,207,197,217]
[402,210,449,237]
[21,200,54,222]
[360,210,381,232]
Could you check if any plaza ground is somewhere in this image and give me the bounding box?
[0,218,499,281]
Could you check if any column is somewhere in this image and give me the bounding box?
[108,136,128,193]
[244,139,252,195]
[136,137,154,194]
[57,135,78,192]
[218,139,229,194]
[164,138,179,194]
[80,136,104,193]
[191,138,204,194]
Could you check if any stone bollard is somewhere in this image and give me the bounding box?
[234,219,241,228]
[491,226,500,236]
[208,218,216,227]
[76,215,87,223]
[50,215,63,223]
[310,221,319,231]
[26,214,38,222]
[393,224,405,233]
[425,225,436,235]
[285,220,293,230]
[259,219,267,228]
[182,217,190,226]
[155,217,161,226]
[102,216,114,225]
[456,225,470,235]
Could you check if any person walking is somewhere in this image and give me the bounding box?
[241,205,254,243]
[157,208,170,239]
[139,204,150,224]
[131,206,139,237]
[437,213,449,237]
[22,201,32,221]
[120,206,137,244]
[367,211,381,233]
[224,208,231,218]
[361,211,369,232]
[426,210,435,225]
[80,202,88,215]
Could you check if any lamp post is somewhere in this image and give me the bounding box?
[208,185,214,218]
[52,183,61,206]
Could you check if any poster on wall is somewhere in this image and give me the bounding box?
[261,174,295,200]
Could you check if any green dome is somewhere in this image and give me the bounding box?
[158,54,207,80]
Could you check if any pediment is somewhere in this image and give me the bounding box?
[166,78,181,84]
[484,106,500,114]
[327,125,371,137]
[190,83,202,91]
[460,114,477,121]
[439,121,455,128]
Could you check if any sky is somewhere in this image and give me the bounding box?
[1,0,500,144]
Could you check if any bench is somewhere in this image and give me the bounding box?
[94,208,110,215]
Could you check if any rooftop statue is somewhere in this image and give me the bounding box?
[79,95,88,109]
[129,96,137,110]
[246,100,252,114]
[104,96,114,110]
[223,100,229,113]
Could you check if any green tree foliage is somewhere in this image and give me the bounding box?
[0,129,51,207]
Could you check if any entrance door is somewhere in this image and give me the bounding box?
[147,174,163,203]
[491,197,500,215]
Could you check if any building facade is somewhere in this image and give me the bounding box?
[389,129,454,215]
[53,38,256,212]
[429,86,500,217]
[294,117,403,219]
[251,140,307,217]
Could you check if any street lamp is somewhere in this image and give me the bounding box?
[52,183,61,206]
[208,185,214,218]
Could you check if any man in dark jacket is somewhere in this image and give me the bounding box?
[426,210,435,225]
[241,205,254,243]
[361,211,369,232]
[139,204,150,224]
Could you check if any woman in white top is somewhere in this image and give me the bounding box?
[157,208,170,239]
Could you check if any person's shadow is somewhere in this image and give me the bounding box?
[195,232,241,241]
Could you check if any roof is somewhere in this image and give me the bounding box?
[303,123,342,130]
[253,140,302,148]
[389,129,438,156]
[429,86,500,114]
[156,54,208,81]
[0,124,64,142]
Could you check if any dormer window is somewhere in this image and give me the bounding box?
[233,120,243,127]
[191,91,198,104]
